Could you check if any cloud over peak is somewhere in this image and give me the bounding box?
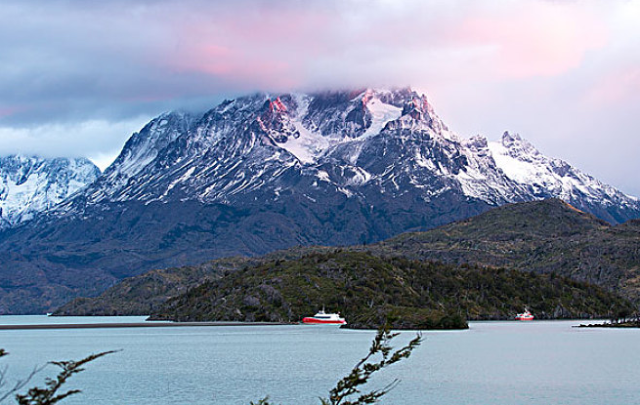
[1,0,639,195]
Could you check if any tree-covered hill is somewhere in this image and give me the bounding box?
[148,251,633,329]
[54,256,258,316]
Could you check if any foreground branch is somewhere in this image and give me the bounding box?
[253,325,422,405]
[1,349,116,405]
[321,326,422,405]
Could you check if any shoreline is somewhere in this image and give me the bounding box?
[0,321,291,330]
[576,321,640,328]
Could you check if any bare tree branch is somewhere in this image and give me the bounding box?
[0,350,48,404]
[322,326,422,405]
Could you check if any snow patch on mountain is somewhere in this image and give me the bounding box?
[489,133,549,186]
[281,121,331,164]
[361,97,403,139]
[276,91,404,164]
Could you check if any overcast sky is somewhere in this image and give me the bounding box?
[1,0,639,196]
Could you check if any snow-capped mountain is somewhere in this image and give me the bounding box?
[485,132,637,220]
[0,155,100,229]
[61,87,638,224]
[1,87,639,314]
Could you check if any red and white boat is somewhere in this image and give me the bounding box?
[515,309,534,321]
[302,309,346,325]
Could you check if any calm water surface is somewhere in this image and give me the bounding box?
[0,317,638,405]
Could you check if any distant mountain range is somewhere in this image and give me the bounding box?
[1,88,639,314]
[0,155,99,229]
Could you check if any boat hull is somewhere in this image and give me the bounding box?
[302,318,346,325]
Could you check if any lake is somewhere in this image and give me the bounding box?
[0,316,638,405]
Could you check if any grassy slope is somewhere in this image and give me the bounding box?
[372,199,640,300]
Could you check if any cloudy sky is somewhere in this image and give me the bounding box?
[1,0,639,196]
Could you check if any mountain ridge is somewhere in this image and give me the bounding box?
[49,87,640,219]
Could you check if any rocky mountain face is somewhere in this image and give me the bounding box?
[1,88,639,313]
[0,155,100,229]
[56,88,637,222]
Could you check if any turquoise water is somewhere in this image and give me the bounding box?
[0,317,638,405]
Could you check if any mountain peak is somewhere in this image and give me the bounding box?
[0,155,100,228]
[49,88,640,227]
[261,96,292,114]
[501,131,539,156]
[401,94,432,121]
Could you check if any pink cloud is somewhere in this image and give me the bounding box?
[584,66,640,105]
[448,4,608,79]
[161,4,337,90]
[170,42,299,90]
[150,1,611,94]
